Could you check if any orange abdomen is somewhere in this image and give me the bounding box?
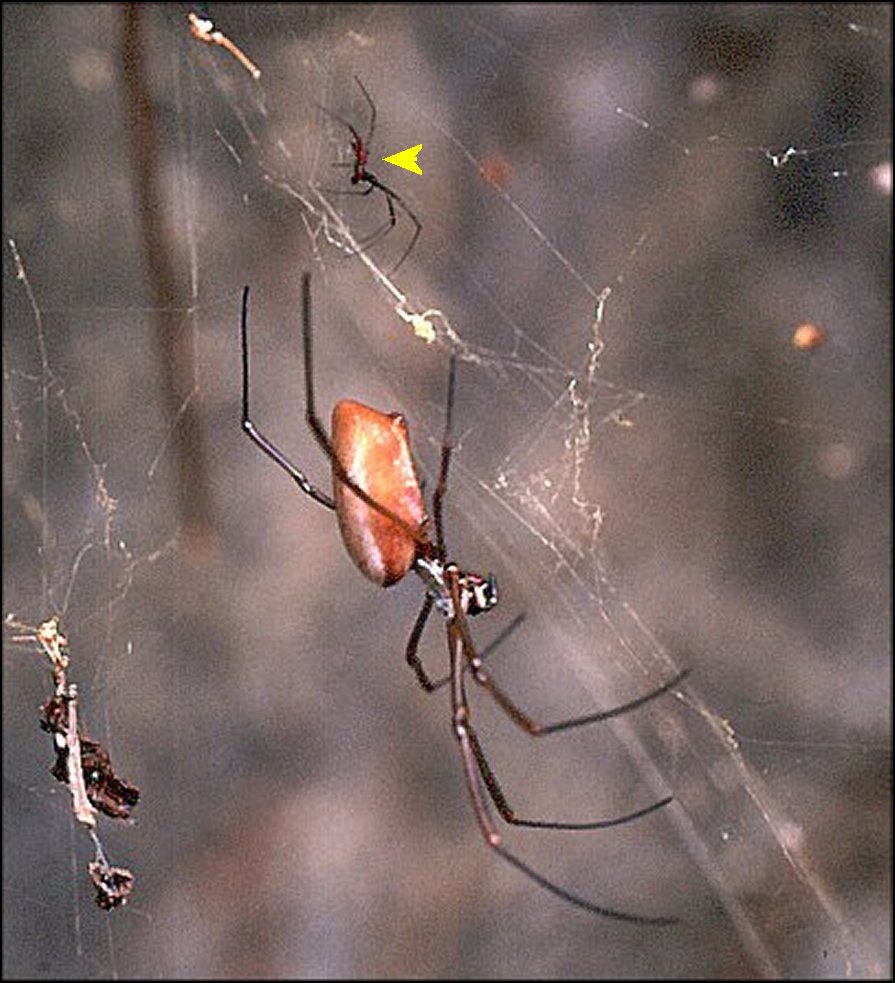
[331,400,427,587]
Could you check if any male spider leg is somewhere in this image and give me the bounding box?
[327,174,420,275]
[352,75,377,145]
[314,76,376,150]
[446,575,676,925]
[312,177,394,249]
[343,179,396,251]
[315,172,379,197]
[314,102,364,152]
[473,613,528,662]
[240,286,336,510]
[299,273,428,549]
[365,175,422,275]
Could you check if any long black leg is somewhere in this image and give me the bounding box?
[298,273,428,548]
[405,594,436,691]
[443,582,674,830]
[463,713,671,831]
[456,605,690,737]
[432,355,456,562]
[530,668,692,734]
[445,570,676,925]
[241,286,336,510]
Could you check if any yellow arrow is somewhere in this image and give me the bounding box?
[382,144,423,175]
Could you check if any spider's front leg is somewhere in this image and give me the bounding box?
[240,286,336,510]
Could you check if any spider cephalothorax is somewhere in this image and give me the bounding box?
[415,556,498,619]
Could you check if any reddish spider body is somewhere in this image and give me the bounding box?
[348,136,368,181]
[240,275,688,925]
[331,400,425,586]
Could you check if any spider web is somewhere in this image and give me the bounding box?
[3,4,891,979]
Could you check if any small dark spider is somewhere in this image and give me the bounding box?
[241,275,689,924]
[318,77,422,274]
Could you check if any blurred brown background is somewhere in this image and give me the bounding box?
[3,4,891,978]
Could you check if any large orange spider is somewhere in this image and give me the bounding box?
[240,274,687,923]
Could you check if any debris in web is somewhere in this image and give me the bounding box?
[7,615,140,910]
[88,854,136,912]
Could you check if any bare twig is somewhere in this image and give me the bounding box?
[188,11,261,79]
